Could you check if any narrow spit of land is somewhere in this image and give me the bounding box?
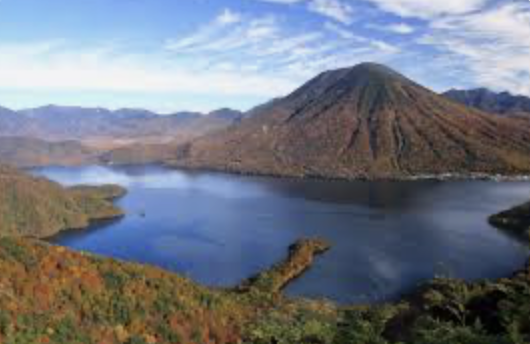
[236,238,331,294]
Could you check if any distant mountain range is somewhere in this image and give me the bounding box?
[443,88,530,116]
[169,63,530,179]
[0,105,244,145]
[0,106,245,167]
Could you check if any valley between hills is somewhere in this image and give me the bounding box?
[1,62,530,343]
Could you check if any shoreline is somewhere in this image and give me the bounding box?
[29,159,530,182]
[37,163,530,305]
[42,193,530,308]
[43,215,126,242]
[165,162,530,182]
[39,184,127,240]
[97,160,530,182]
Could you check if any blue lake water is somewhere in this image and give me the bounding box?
[33,165,530,304]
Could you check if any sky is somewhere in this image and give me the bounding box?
[0,0,529,113]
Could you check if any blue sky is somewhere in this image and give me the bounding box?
[0,0,528,113]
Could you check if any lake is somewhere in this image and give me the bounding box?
[33,165,530,304]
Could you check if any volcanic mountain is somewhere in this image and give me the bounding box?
[170,63,530,179]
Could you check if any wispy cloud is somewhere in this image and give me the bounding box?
[360,0,489,19]
[259,0,302,3]
[166,9,399,79]
[386,23,415,34]
[258,0,354,24]
[324,22,357,39]
[0,40,296,98]
[366,22,416,35]
[307,0,354,25]
[217,9,242,25]
[420,1,530,96]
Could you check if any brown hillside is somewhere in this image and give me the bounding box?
[0,137,98,167]
[170,63,530,179]
[0,165,125,238]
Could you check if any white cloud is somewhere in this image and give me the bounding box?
[420,2,530,96]
[0,41,298,99]
[361,0,489,19]
[324,22,356,39]
[166,9,399,79]
[166,14,281,53]
[258,0,354,24]
[366,22,416,34]
[166,9,246,52]
[386,23,415,34]
[371,40,400,53]
[308,0,354,25]
[217,9,242,25]
[259,0,302,3]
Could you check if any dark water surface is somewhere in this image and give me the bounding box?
[33,165,530,304]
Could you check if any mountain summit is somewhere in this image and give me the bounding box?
[171,62,530,179]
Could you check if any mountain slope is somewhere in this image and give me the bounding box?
[208,108,244,121]
[170,63,530,179]
[100,109,245,165]
[0,137,98,167]
[444,88,530,116]
[100,142,179,165]
[0,165,125,238]
[0,106,30,134]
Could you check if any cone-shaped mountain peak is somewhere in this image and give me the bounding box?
[331,62,408,82]
[276,62,427,124]
[171,63,530,179]
[286,62,410,101]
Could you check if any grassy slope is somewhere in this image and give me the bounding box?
[0,165,125,238]
[0,238,337,344]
